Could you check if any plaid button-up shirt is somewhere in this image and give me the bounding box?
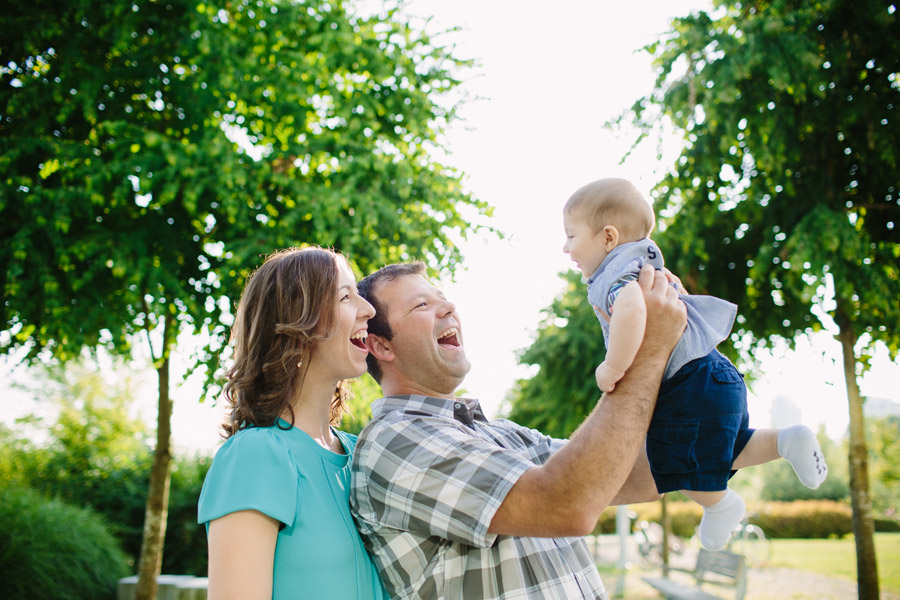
[351,395,608,600]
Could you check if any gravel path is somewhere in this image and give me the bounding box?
[586,536,899,599]
[745,567,900,600]
[607,565,900,599]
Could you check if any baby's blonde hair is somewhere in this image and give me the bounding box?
[564,178,655,242]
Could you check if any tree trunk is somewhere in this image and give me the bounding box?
[836,317,880,600]
[135,316,175,600]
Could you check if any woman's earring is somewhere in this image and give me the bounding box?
[297,359,303,368]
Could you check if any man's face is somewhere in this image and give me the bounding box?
[373,273,471,397]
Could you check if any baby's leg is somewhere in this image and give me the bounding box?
[732,429,779,468]
[733,427,827,489]
[777,425,828,488]
[683,489,745,551]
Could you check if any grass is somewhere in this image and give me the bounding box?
[768,533,900,595]
[594,533,900,599]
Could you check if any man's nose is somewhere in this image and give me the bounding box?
[439,298,456,316]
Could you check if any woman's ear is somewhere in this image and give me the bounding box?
[366,334,394,362]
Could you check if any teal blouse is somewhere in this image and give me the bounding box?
[198,420,388,599]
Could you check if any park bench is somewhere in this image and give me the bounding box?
[642,548,747,600]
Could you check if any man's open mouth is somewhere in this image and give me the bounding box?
[437,327,460,347]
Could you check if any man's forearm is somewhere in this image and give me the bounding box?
[545,335,670,511]
[488,332,671,537]
[611,442,662,505]
[488,266,684,537]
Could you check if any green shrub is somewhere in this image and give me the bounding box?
[874,518,900,533]
[14,445,211,576]
[591,507,618,534]
[0,484,129,600]
[594,498,857,540]
[590,501,703,538]
[624,500,703,538]
[162,454,212,576]
[753,500,853,539]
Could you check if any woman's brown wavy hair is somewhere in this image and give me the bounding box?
[221,246,351,438]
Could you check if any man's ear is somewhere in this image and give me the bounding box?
[602,225,620,251]
[366,334,394,362]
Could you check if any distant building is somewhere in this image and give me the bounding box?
[864,396,900,419]
[769,394,803,428]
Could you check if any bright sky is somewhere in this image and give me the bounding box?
[3,0,898,453]
[408,0,900,441]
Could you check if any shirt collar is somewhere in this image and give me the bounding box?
[372,394,488,429]
[586,238,649,285]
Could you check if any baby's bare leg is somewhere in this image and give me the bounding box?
[683,489,745,551]
[733,427,828,489]
[682,489,726,507]
[732,429,780,469]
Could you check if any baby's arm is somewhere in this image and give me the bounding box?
[595,280,647,393]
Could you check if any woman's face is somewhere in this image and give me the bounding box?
[310,259,375,382]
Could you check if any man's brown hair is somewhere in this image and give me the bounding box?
[357,261,427,383]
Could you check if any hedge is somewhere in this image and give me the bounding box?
[591,499,892,540]
[0,484,130,600]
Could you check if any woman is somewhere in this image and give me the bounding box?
[198,247,388,599]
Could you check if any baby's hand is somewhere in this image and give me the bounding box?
[595,361,625,393]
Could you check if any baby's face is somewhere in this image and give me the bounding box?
[563,212,610,278]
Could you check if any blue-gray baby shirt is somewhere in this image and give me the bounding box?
[586,239,738,381]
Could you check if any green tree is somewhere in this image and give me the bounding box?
[617,0,899,595]
[504,270,605,439]
[866,415,900,516]
[1,359,212,575]
[341,373,386,435]
[1,1,488,596]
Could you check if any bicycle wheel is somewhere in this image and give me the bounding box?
[634,521,664,567]
[734,524,772,566]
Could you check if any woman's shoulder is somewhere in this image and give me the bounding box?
[210,424,294,469]
[199,424,300,526]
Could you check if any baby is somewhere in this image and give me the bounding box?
[562,177,828,550]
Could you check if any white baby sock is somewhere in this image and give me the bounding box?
[698,489,745,552]
[778,425,828,489]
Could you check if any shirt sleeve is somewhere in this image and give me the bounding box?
[499,421,567,463]
[197,427,299,528]
[354,417,538,549]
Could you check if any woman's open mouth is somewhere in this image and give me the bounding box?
[350,331,368,350]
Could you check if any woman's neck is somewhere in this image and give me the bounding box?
[284,373,344,454]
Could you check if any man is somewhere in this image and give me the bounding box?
[351,261,686,599]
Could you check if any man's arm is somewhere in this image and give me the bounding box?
[610,442,661,505]
[488,265,685,537]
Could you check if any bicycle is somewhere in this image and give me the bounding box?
[629,512,686,567]
[726,517,772,567]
